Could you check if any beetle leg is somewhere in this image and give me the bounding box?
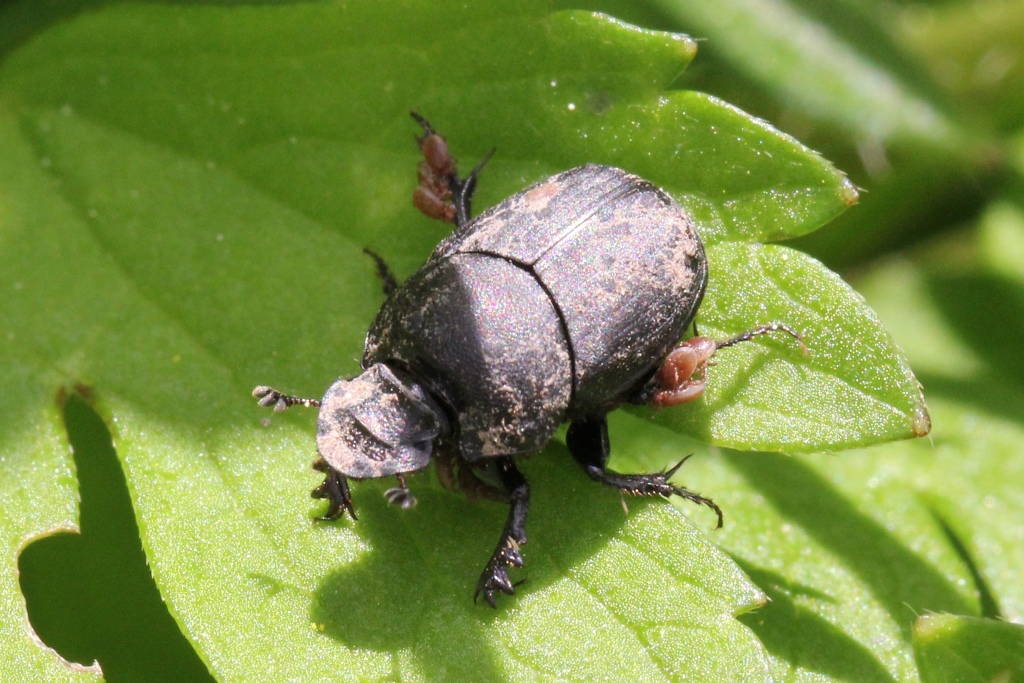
[252,386,321,412]
[474,457,529,608]
[450,148,495,227]
[311,458,358,521]
[566,415,723,528]
[435,448,505,502]
[716,322,807,354]
[409,111,493,228]
[362,248,398,297]
[648,337,718,407]
[411,111,458,224]
[644,322,807,408]
[435,446,458,492]
[459,463,508,504]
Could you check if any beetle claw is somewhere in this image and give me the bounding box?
[663,454,693,480]
[472,458,529,608]
[661,456,724,528]
[474,545,523,607]
[500,540,524,568]
[620,469,723,529]
[474,539,524,606]
[670,485,724,529]
[474,562,517,607]
[311,467,357,521]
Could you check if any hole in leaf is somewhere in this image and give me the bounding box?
[19,394,215,683]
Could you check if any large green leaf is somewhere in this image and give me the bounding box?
[608,204,1024,680]
[0,1,929,680]
[640,241,928,451]
[913,614,1024,683]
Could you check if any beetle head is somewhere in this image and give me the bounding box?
[316,363,448,479]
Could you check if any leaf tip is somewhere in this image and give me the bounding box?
[672,32,698,62]
[840,177,860,207]
[912,402,931,438]
[913,613,947,640]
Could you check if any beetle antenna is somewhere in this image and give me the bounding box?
[252,386,322,412]
[384,473,418,509]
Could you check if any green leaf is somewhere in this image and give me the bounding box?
[608,214,1024,681]
[859,227,1024,627]
[18,396,215,682]
[639,241,929,451]
[913,614,1024,683]
[0,1,924,680]
[0,104,102,681]
[542,90,859,245]
[607,411,982,683]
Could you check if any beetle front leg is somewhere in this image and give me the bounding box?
[474,457,529,607]
[566,415,723,528]
[312,458,357,521]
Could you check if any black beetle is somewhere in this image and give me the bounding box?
[254,113,803,607]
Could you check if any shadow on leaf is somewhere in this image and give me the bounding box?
[18,394,214,683]
[725,451,974,636]
[310,446,642,679]
[736,560,898,683]
[926,272,1024,387]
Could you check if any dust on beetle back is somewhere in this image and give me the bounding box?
[437,164,707,414]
